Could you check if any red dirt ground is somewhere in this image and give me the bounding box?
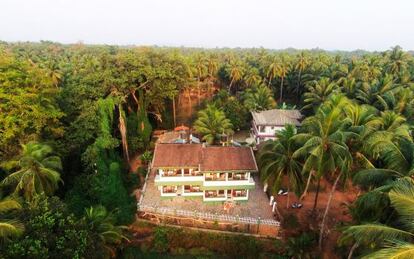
[275,178,359,258]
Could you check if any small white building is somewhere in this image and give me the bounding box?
[251,109,302,144]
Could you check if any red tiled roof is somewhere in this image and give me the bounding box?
[151,144,258,172]
[152,144,202,168]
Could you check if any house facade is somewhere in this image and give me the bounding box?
[151,144,258,202]
[251,109,302,144]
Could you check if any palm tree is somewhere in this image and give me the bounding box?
[243,85,276,112]
[356,74,399,111]
[228,61,244,92]
[194,104,234,145]
[244,67,262,87]
[342,177,414,259]
[267,57,279,87]
[294,95,352,209]
[276,58,290,103]
[386,46,410,76]
[2,142,62,200]
[294,96,353,248]
[84,206,129,257]
[295,51,310,102]
[258,124,303,209]
[0,197,24,241]
[303,77,339,111]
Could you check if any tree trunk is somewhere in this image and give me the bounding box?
[279,77,284,103]
[286,184,290,209]
[228,78,234,92]
[312,177,321,212]
[187,89,192,115]
[297,69,302,102]
[318,172,342,249]
[300,170,313,201]
[197,81,201,106]
[274,203,284,221]
[172,95,176,127]
[118,105,130,164]
[347,242,359,259]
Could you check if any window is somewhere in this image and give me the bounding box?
[205,172,226,181]
[228,173,247,180]
[205,190,226,198]
[162,186,177,193]
[259,126,265,133]
[184,185,201,193]
[232,189,247,197]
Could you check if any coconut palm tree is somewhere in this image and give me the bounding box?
[294,95,353,209]
[243,85,276,112]
[194,104,234,145]
[228,61,244,92]
[356,74,399,111]
[244,67,262,88]
[386,46,410,76]
[84,206,129,257]
[276,58,290,103]
[342,177,414,259]
[1,142,62,200]
[258,124,303,209]
[267,57,279,87]
[0,197,24,241]
[303,77,339,111]
[295,51,310,101]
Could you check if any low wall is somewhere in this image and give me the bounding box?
[137,210,279,238]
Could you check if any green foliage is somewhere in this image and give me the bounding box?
[141,150,153,164]
[258,124,303,197]
[1,142,62,200]
[4,195,102,259]
[0,51,63,159]
[153,226,169,253]
[286,232,317,259]
[194,104,234,144]
[212,89,249,130]
[243,84,276,111]
[0,197,24,241]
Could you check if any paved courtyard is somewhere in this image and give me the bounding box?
[140,169,274,220]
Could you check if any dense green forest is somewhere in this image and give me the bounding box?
[1,41,414,258]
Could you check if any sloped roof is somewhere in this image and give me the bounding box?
[151,144,258,172]
[152,144,202,168]
[251,109,302,126]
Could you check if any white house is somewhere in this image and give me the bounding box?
[151,143,258,202]
[251,109,302,144]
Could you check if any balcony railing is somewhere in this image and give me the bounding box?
[205,176,226,181]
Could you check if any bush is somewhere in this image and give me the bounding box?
[4,195,104,259]
[283,213,299,229]
[153,227,169,253]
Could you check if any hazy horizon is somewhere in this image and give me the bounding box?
[2,0,413,51]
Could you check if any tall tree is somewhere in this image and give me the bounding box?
[258,124,303,208]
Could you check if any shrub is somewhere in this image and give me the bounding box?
[153,227,169,253]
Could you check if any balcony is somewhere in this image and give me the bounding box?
[154,174,204,185]
[203,177,255,187]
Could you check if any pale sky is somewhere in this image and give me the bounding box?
[1,0,413,51]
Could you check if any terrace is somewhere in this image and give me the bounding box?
[140,169,274,219]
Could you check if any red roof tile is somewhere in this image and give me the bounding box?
[151,144,258,172]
